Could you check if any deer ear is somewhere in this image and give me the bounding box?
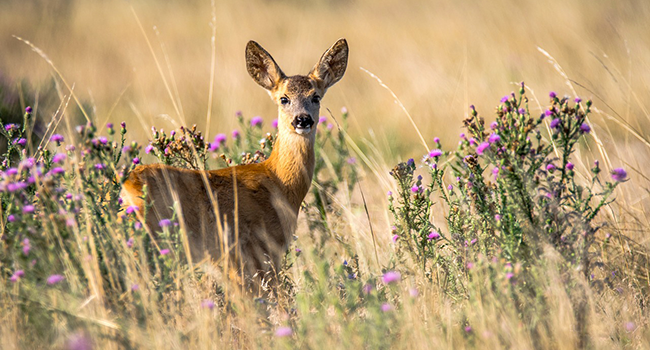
[246,41,286,91]
[309,38,348,91]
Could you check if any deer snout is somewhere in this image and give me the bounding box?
[291,114,314,134]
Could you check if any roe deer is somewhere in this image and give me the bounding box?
[120,39,348,291]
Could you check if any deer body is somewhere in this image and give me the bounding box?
[121,39,348,289]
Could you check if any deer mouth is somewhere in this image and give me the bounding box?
[291,115,314,135]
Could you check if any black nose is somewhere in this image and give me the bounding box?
[291,114,314,129]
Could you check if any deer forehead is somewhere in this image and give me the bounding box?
[273,76,319,99]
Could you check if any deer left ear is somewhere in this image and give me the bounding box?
[309,38,348,91]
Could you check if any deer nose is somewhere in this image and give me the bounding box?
[291,114,314,131]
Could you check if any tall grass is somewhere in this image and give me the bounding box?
[1,0,650,349]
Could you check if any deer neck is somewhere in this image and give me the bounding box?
[266,126,316,211]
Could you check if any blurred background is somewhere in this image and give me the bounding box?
[1,0,649,163]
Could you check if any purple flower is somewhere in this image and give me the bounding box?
[575,97,582,103]
[131,284,139,291]
[15,138,27,146]
[433,137,440,144]
[428,231,440,241]
[490,121,498,130]
[201,299,215,309]
[272,119,279,129]
[579,123,591,133]
[159,219,172,227]
[106,123,114,129]
[126,237,134,248]
[120,121,126,129]
[381,303,393,312]
[25,106,33,114]
[132,157,140,165]
[409,288,419,298]
[476,142,490,155]
[467,262,474,269]
[98,137,108,144]
[495,214,502,221]
[319,116,327,124]
[362,284,373,294]
[506,272,515,280]
[52,153,67,163]
[51,134,64,143]
[7,214,16,222]
[500,96,508,103]
[250,116,263,127]
[550,118,561,129]
[10,270,25,283]
[546,163,556,172]
[392,234,399,243]
[341,106,348,114]
[50,167,65,175]
[126,205,139,214]
[447,184,453,191]
[459,133,466,139]
[94,163,106,170]
[488,133,501,144]
[47,274,65,285]
[4,124,17,131]
[232,130,240,139]
[145,145,154,154]
[611,168,627,182]
[275,327,293,337]
[347,157,357,164]
[464,326,472,333]
[543,110,553,119]
[160,249,170,256]
[549,91,557,98]
[410,185,421,194]
[23,205,35,214]
[518,108,526,115]
[214,133,227,145]
[429,149,443,158]
[382,271,401,284]
[566,162,574,171]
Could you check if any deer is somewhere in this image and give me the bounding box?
[120,39,348,292]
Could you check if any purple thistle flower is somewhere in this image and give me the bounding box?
[575,97,582,103]
[145,145,154,154]
[490,121,498,130]
[94,163,106,170]
[126,237,134,248]
[566,162,574,171]
[272,119,279,129]
[232,130,240,139]
[120,121,126,129]
[506,272,515,280]
[382,271,401,284]
[52,153,67,163]
[465,326,472,333]
[611,168,627,182]
[5,124,16,131]
[549,91,557,98]
[98,137,108,144]
[47,274,65,285]
[429,149,443,158]
[126,205,139,214]
[347,157,357,164]
[392,234,399,243]
[410,185,421,193]
[579,123,591,133]
[362,284,373,294]
[476,142,490,155]
[208,142,219,152]
[459,133,466,139]
[7,214,16,222]
[214,133,227,144]
[23,205,35,214]
[160,249,170,256]
[131,284,139,291]
[381,303,393,312]
[550,118,561,129]
[106,123,114,129]
[319,116,327,124]
[447,184,453,191]
[10,270,25,283]
[159,219,172,227]
[546,163,556,172]
[466,262,474,269]
[275,326,293,337]
[51,134,64,143]
[518,108,526,115]
[132,157,140,165]
[500,96,508,103]
[201,299,215,309]
[50,167,65,175]
[495,214,502,221]
[250,116,263,127]
[428,231,440,241]
[488,133,501,144]
[25,106,33,114]
[15,138,27,146]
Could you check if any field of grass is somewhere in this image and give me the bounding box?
[1,0,650,349]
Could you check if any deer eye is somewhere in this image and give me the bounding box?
[312,95,321,104]
[280,97,290,105]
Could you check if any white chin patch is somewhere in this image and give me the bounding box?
[295,127,311,135]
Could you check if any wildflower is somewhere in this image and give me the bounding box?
[546,163,556,172]
[201,299,215,309]
[550,118,561,129]
[14,138,27,146]
[23,205,35,214]
[145,145,154,154]
[381,303,393,312]
[52,153,67,163]
[25,106,33,113]
[10,270,25,282]
[51,134,64,143]
[488,133,501,144]
[467,262,474,269]
[470,238,477,245]
[625,322,636,332]
[382,271,401,284]
[126,237,134,248]
[7,215,15,222]
[433,137,440,143]
[362,284,373,294]
[566,162,574,171]
[319,116,327,124]
[518,108,526,115]
[159,219,172,227]
[275,327,293,337]
[295,248,301,253]
[347,157,356,164]
[250,116,263,127]
[50,167,65,175]
[429,149,442,158]
[495,214,502,221]
[132,157,140,165]
[387,191,392,197]
[611,168,627,182]
[575,97,582,103]
[47,274,65,285]
[272,119,279,129]
[131,284,139,291]
[459,133,466,139]
[500,96,508,103]
[476,142,490,155]
[126,205,139,214]
[579,123,591,133]
[490,121,498,130]
[410,185,421,193]
[232,130,240,139]
[160,249,170,256]
[549,91,557,98]
[214,133,227,145]
[447,184,453,191]
[465,326,472,333]
[392,234,399,243]
[341,106,348,114]
[506,272,515,280]
[134,222,142,230]
[427,231,440,241]
[409,288,419,298]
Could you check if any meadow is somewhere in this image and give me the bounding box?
[1,0,650,349]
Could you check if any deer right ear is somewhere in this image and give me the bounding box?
[246,41,285,91]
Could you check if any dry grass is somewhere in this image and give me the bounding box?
[1,0,650,349]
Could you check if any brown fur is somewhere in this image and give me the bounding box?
[120,39,348,292]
